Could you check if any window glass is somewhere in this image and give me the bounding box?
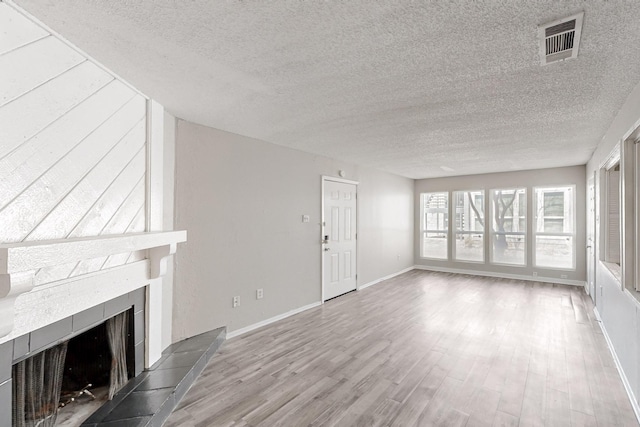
[491,188,526,265]
[421,193,448,259]
[534,186,575,269]
[453,190,484,262]
[605,165,620,265]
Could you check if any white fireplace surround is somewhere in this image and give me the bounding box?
[0,231,186,365]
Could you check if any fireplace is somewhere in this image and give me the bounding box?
[0,231,187,427]
[3,289,145,427]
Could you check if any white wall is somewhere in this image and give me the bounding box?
[414,166,587,284]
[586,79,640,412]
[172,120,414,340]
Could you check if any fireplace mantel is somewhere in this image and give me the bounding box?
[0,231,187,339]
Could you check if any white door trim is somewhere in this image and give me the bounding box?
[323,175,360,186]
[321,175,359,302]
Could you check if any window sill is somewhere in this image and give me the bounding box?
[533,265,577,272]
[602,261,622,283]
[624,287,640,306]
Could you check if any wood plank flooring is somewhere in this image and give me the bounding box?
[164,270,638,426]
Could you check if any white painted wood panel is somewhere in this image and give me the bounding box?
[0,231,185,273]
[344,207,352,240]
[33,260,80,287]
[331,206,339,241]
[69,155,147,239]
[34,169,146,285]
[0,95,146,242]
[0,61,113,154]
[100,178,146,235]
[0,80,135,195]
[101,207,147,270]
[9,262,151,342]
[0,35,85,106]
[146,100,166,367]
[331,253,339,282]
[26,120,146,241]
[70,180,145,277]
[344,251,352,279]
[0,3,47,55]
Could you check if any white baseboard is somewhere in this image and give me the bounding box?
[593,307,640,423]
[228,267,416,339]
[227,301,322,339]
[413,265,586,287]
[358,266,415,290]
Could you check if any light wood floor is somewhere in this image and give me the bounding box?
[164,270,638,426]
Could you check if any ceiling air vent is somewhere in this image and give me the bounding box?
[538,12,584,66]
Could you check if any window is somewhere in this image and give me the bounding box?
[453,190,484,262]
[420,192,448,259]
[604,162,621,266]
[534,186,575,269]
[600,145,624,285]
[490,188,526,265]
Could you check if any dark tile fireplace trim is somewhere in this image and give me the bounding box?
[0,288,146,427]
[83,327,226,427]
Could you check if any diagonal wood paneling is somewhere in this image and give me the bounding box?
[0,61,115,155]
[25,119,147,241]
[101,204,146,270]
[65,179,146,279]
[67,153,147,239]
[0,95,146,242]
[0,81,137,208]
[0,3,47,55]
[1,3,149,286]
[34,171,147,286]
[0,35,85,107]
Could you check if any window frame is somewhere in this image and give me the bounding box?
[420,192,449,260]
[489,188,527,267]
[598,146,622,285]
[533,185,576,270]
[452,190,485,263]
[602,134,640,295]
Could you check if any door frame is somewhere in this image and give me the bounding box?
[321,175,359,302]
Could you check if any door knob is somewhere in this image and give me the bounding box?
[324,248,330,251]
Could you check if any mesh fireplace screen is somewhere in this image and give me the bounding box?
[11,310,132,426]
[12,342,68,427]
[107,310,129,399]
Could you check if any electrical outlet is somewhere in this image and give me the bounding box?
[232,296,240,308]
[532,272,538,277]
[561,274,568,279]
[257,288,264,299]
[302,215,310,223]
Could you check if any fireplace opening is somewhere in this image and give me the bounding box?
[12,309,134,427]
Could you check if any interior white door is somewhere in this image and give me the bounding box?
[587,176,596,300]
[323,180,357,301]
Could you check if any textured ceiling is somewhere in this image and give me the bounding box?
[12,0,640,179]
